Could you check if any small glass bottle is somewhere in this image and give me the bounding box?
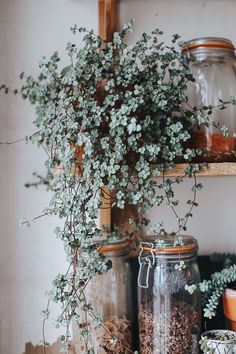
[73,239,133,354]
[138,235,201,354]
[181,37,236,161]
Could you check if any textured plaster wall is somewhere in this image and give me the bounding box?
[0,0,236,353]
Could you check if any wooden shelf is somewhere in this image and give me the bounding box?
[164,163,236,177]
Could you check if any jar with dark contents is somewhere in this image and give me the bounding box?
[181,37,236,162]
[138,235,201,354]
[73,239,133,354]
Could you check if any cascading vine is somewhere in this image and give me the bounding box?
[1,22,235,353]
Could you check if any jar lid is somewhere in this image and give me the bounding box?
[99,238,130,256]
[180,37,235,52]
[140,235,198,255]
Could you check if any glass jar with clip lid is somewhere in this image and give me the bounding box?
[138,235,201,354]
[73,239,134,354]
[180,37,236,161]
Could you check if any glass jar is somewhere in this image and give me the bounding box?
[181,37,236,161]
[73,239,133,354]
[138,235,201,354]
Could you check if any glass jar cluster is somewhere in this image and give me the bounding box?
[73,235,201,354]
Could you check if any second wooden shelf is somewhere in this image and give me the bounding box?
[164,163,236,177]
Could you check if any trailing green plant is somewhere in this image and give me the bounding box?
[210,252,236,269]
[1,22,235,352]
[197,253,236,320]
[200,265,236,319]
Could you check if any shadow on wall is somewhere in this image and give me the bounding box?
[23,341,74,354]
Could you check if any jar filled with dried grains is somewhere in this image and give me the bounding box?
[138,235,201,354]
[181,37,236,161]
[73,239,133,354]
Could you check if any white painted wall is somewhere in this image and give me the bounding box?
[0,0,236,353]
[0,1,98,353]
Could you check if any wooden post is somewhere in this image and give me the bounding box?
[99,0,119,41]
[100,187,113,230]
[98,0,119,230]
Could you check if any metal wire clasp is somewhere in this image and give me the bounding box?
[179,40,191,62]
[138,242,155,288]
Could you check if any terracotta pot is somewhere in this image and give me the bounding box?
[74,145,84,164]
[223,288,236,331]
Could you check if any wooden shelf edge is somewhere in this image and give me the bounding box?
[164,162,236,177]
[52,162,236,177]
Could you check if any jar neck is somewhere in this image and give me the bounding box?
[149,251,198,263]
[183,47,235,62]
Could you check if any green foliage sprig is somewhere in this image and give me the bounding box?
[200,264,236,319]
[198,253,236,320]
[210,252,236,269]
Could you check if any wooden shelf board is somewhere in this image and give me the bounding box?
[164,163,236,177]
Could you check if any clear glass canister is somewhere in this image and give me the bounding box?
[181,37,236,161]
[73,239,133,354]
[138,235,201,354]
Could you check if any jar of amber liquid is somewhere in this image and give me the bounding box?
[181,37,236,161]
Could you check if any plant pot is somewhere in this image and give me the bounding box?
[201,330,236,353]
[74,145,84,164]
[224,288,236,331]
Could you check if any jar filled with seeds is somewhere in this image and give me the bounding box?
[181,37,236,162]
[138,235,201,354]
[73,239,133,354]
